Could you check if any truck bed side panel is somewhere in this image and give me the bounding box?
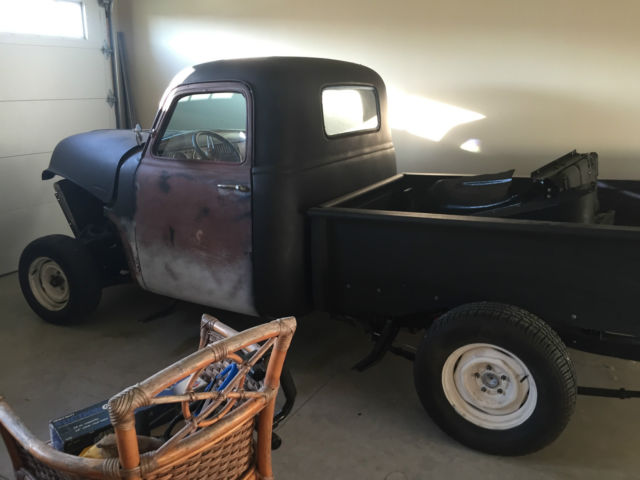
[310,207,640,336]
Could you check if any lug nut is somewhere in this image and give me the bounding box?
[501,375,507,381]
[474,373,480,378]
[481,387,487,392]
[497,388,503,394]
[486,365,492,371]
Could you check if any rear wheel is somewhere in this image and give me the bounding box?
[414,302,576,455]
[19,235,102,325]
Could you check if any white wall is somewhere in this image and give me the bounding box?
[115,0,640,179]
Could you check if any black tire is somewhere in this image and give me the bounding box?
[414,302,576,455]
[19,235,102,325]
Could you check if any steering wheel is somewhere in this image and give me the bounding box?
[191,130,242,163]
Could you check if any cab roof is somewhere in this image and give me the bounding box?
[181,56,385,92]
[172,57,393,171]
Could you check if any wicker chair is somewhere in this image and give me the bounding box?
[0,316,296,480]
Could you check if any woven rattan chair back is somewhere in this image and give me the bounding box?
[0,316,296,480]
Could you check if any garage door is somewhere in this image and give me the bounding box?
[0,0,115,274]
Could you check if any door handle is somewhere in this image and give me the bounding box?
[217,184,251,193]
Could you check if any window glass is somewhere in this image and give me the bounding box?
[0,0,86,38]
[322,86,379,136]
[155,92,247,163]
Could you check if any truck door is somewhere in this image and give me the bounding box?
[133,82,256,315]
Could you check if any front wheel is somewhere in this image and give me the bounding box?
[19,235,102,325]
[414,302,576,455]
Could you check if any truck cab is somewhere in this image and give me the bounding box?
[30,57,396,321]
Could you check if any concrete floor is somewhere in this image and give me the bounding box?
[1,272,640,479]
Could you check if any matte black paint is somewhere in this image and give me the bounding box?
[45,130,145,203]
[310,173,640,336]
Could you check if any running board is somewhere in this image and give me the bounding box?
[577,386,640,399]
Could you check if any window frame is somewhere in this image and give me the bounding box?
[321,83,381,139]
[0,0,88,40]
[150,82,252,166]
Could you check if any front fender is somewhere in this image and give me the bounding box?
[43,129,145,203]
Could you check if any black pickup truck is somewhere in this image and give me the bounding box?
[19,57,640,455]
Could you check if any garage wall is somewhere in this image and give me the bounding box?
[115,0,640,180]
[0,1,115,274]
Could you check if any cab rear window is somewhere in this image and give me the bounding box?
[322,86,379,137]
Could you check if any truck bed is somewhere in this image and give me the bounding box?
[309,172,640,336]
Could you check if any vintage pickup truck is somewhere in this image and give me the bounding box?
[19,57,640,456]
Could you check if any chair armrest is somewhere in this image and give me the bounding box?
[0,397,107,478]
[199,314,259,353]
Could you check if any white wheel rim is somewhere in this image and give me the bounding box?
[28,257,69,311]
[441,343,537,430]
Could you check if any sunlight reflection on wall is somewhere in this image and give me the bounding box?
[387,87,485,143]
[163,27,299,65]
[460,138,482,153]
[162,26,486,153]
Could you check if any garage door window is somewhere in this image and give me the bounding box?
[322,86,380,137]
[0,0,86,39]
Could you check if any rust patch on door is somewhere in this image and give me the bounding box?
[158,171,171,193]
[134,159,255,315]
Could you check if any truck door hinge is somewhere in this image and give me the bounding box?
[106,90,117,108]
[101,41,113,58]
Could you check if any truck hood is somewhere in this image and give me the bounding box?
[43,129,146,203]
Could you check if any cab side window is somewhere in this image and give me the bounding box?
[154,92,247,163]
[322,86,379,137]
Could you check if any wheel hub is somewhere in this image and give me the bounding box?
[28,257,69,311]
[49,274,65,288]
[481,371,501,389]
[441,343,538,430]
